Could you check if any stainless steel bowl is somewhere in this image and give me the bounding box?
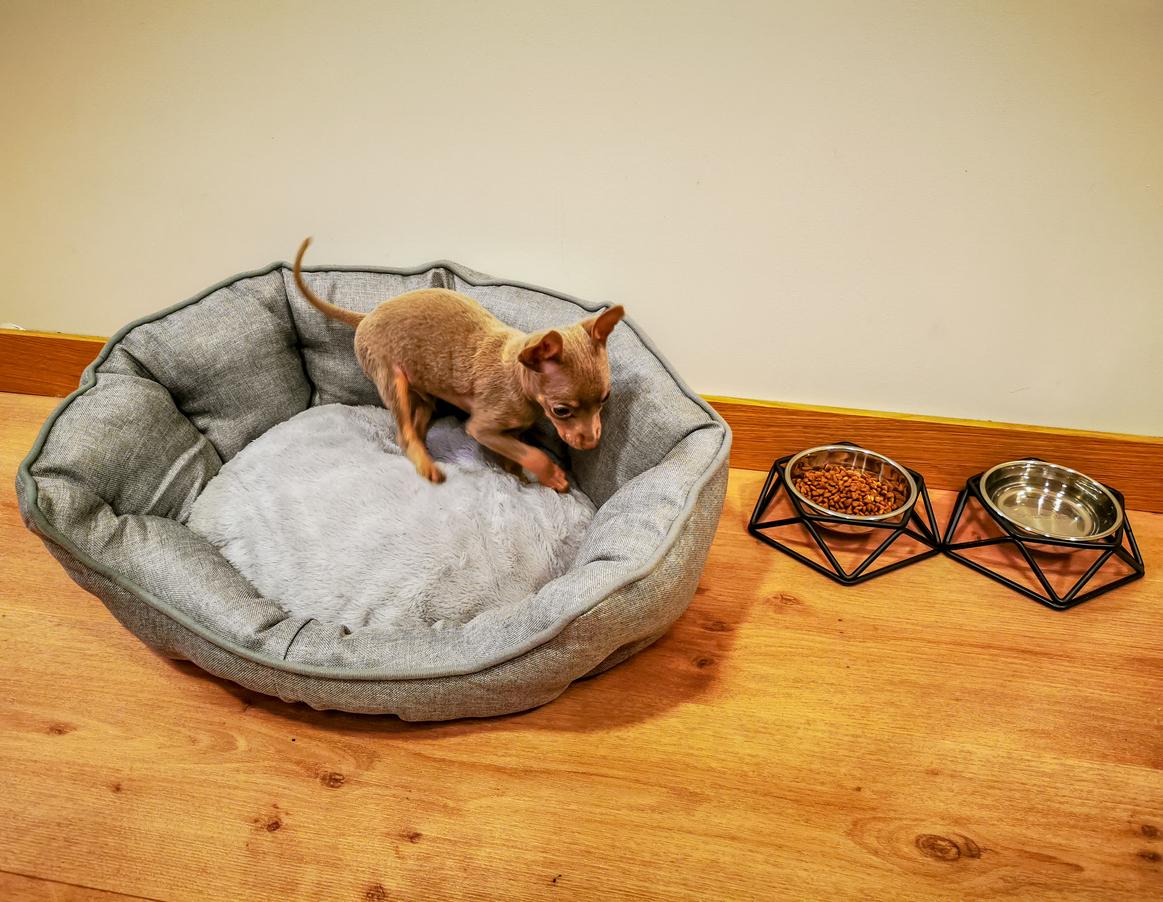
[784,444,918,535]
[979,459,1123,544]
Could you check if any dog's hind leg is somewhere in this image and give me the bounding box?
[390,365,444,483]
[383,367,441,483]
[410,391,436,444]
[368,360,445,484]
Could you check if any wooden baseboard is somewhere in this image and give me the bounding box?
[0,329,106,397]
[3,328,1160,512]
[709,396,1162,514]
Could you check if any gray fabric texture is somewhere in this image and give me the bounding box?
[17,260,731,719]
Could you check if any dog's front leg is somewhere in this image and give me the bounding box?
[466,418,568,492]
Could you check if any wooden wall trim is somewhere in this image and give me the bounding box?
[707,396,1163,514]
[0,329,106,398]
[2,329,1160,511]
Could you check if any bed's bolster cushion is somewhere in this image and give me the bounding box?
[29,475,304,649]
[28,373,221,522]
[111,271,312,460]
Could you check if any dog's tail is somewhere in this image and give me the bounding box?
[293,237,365,328]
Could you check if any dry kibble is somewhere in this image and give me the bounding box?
[793,464,905,517]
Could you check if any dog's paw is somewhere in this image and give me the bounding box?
[537,463,569,493]
[420,461,446,484]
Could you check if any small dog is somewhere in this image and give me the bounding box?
[293,238,624,492]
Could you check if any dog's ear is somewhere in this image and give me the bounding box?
[584,305,625,344]
[519,330,564,371]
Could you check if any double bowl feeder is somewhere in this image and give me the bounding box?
[749,444,1144,609]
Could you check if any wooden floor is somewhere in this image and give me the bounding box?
[2,391,1160,901]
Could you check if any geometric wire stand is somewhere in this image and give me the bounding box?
[943,470,1145,610]
[748,444,942,585]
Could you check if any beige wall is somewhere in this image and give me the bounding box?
[2,0,1160,435]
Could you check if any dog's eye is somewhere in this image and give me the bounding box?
[600,391,610,404]
[551,405,573,419]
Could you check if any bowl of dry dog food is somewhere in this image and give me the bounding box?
[785,444,917,535]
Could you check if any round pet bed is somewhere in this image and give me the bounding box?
[17,259,731,720]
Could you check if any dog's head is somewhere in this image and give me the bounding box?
[519,305,625,451]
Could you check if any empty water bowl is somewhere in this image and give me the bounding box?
[979,459,1123,544]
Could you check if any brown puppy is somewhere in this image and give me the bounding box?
[293,238,624,491]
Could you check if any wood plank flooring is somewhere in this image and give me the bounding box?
[2,392,1160,900]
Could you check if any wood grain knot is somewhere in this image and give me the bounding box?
[46,722,76,736]
[364,883,389,902]
[702,619,732,633]
[404,831,422,844]
[320,771,346,789]
[916,833,981,861]
[770,592,802,607]
[1139,850,1161,863]
[1142,824,1160,839]
[109,782,123,794]
[251,804,284,833]
[693,656,715,669]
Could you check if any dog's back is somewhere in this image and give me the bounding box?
[355,288,513,408]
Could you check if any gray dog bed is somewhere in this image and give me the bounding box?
[17,259,731,720]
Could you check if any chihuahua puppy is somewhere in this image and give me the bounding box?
[293,238,624,492]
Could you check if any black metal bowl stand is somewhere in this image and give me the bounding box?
[747,444,942,585]
[942,470,1145,610]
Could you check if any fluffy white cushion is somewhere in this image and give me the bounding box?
[188,404,594,633]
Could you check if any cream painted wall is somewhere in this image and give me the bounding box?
[2,0,1160,434]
